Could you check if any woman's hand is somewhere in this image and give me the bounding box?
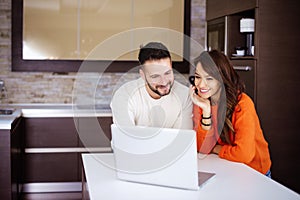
[189,85,211,114]
[212,144,222,154]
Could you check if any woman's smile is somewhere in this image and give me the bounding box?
[199,88,210,94]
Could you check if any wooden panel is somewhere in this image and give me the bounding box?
[206,0,257,20]
[0,129,11,200]
[23,153,79,182]
[206,0,228,20]
[98,117,113,141]
[24,118,78,148]
[10,118,23,200]
[77,117,112,148]
[23,117,81,183]
[231,59,256,103]
[256,0,300,194]
[225,0,257,15]
[81,157,90,200]
[0,117,23,200]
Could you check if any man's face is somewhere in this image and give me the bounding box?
[140,58,174,99]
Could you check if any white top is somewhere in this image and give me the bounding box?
[82,153,300,200]
[0,109,22,129]
[110,78,192,129]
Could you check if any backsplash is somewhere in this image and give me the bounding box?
[0,0,205,104]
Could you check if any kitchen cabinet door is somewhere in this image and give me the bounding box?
[23,118,79,183]
[0,117,23,200]
[23,153,78,182]
[231,59,256,103]
[0,129,11,199]
[206,0,257,20]
[77,117,112,148]
[77,117,113,181]
[24,118,78,148]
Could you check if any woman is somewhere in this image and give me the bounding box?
[189,50,271,176]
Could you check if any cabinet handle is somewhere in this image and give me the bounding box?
[233,66,252,71]
[25,147,112,153]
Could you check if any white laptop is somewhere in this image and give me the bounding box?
[111,124,215,190]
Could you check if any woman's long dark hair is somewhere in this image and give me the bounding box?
[194,50,245,145]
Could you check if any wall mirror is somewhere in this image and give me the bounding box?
[12,0,191,73]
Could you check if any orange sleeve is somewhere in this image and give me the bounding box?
[193,104,218,154]
[194,93,271,174]
[218,94,262,163]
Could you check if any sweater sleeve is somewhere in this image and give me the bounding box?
[176,86,193,129]
[193,104,218,154]
[218,94,260,163]
[110,83,136,126]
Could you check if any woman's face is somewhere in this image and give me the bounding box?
[194,62,221,101]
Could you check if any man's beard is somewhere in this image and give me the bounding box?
[145,78,173,97]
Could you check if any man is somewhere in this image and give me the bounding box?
[110,42,192,129]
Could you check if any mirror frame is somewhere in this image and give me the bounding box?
[12,0,191,73]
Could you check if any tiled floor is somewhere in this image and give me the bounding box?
[21,192,82,200]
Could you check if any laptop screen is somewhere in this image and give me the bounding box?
[111,124,202,190]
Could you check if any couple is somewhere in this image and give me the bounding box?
[110,42,271,177]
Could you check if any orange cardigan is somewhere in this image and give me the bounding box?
[193,93,271,174]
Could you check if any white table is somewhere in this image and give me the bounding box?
[81,153,299,200]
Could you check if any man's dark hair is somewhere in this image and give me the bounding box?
[138,42,171,65]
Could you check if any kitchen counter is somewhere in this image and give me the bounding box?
[0,104,112,129]
[0,109,22,129]
[82,153,300,200]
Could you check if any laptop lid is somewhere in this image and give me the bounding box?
[111,124,213,190]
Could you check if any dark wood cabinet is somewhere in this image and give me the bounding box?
[206,0,257,20]
[23,116,113,188]
[207,0,300,193]
[77,117,112,148]
[76,117,113,182]
[231,59,256,102]
[10,118,23,200]
[24,153,79,182]
[0,117,23,200]
[0,129,12,200]
[24,118,78,148]
[255,0,300,193]
[23,118,79,183]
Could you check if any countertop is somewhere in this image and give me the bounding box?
[0,104,112,130]
[0,109,22,130]
[82,153,300,200]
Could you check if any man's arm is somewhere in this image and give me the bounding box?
[179,93,193,129]
[172,83,193,129]
[110,87,135,126]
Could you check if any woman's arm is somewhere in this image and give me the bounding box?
[218,95,259,163]
[193,104,218,154]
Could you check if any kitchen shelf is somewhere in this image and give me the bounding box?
[230,56,256,60]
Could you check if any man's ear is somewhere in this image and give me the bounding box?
[139,68,145,81]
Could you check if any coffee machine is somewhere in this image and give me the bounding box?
[240,18,255,56]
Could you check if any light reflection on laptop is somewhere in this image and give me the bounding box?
[111,124,215,190]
